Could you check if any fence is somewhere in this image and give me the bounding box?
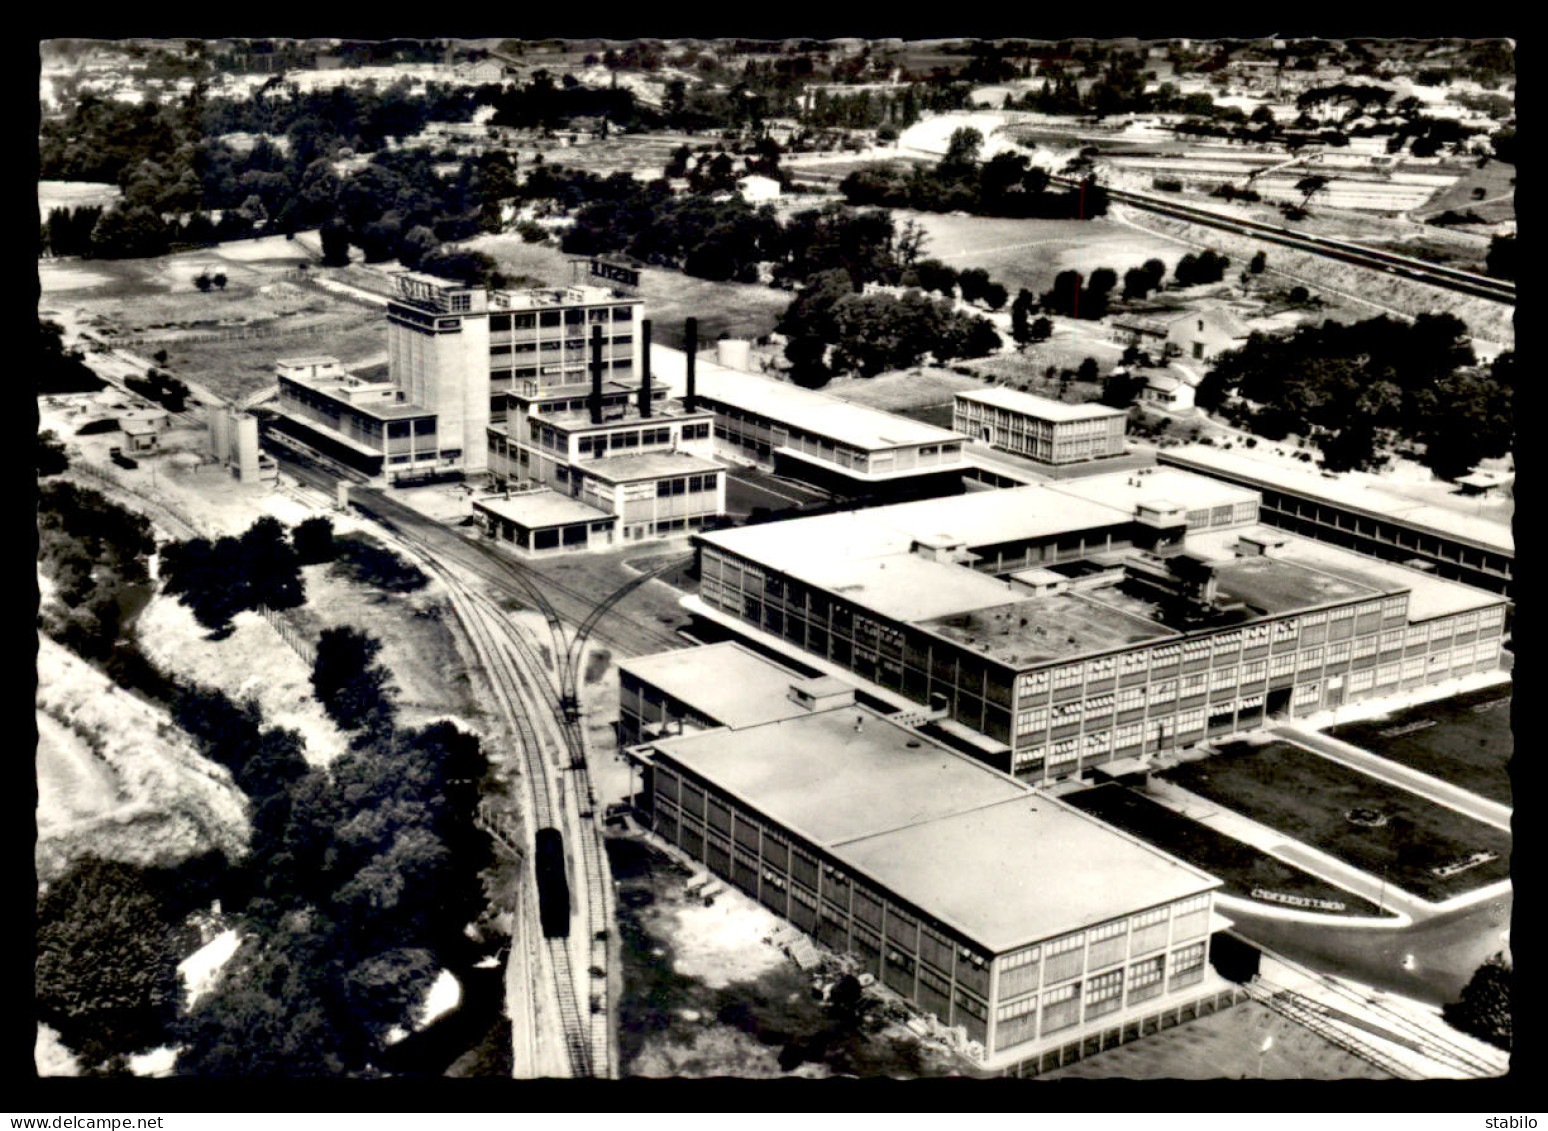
[103,321,332,349]
[256,604,317,667]
[71,461,204,537]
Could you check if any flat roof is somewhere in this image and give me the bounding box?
[578,450,722,483]
[956,386,1128,422]
[474,490,614,529]
[652,706,1216,951]
[1208,553,1388,614]
[922,593,1179,665]
[1046,467,1259,515]
[278,371,432,420]
[619,642,820,729]
[1160,446,1513,555]
[649,346,968,452]
[835,795,1218,951]
[536,400,713,430]
[1188,526,1505,621]
[797,551,1029,624]
[698,483,1134,576]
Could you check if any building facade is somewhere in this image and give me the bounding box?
[954,388,1129,465]
[627,700,1238,1075]
[684,471,1510,782]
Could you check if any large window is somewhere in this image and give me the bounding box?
[994,994,1039,1052]
[1171,894,1209,940]
[1087,920,1128,970]
[1170,942,1207,989]
[1040,983,1081,1034]
[1044,932,1086,984]
[1127,955,1165,1004]
[1000,945,1041,1000]
[1084,969,1124,1019]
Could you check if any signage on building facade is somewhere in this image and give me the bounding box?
[590,259,641,288]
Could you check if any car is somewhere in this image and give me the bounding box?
[110,449,139,470]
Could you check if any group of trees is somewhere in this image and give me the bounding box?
[840,130,1108,220]
[37,479,158,661]
[160,516,307,634]
[777,267,1001,385]
[1196,313,1513,479]
[1173,250,1232,287]
[175,644,489,1076]
[125,368,191,413]
[38,320,105,394]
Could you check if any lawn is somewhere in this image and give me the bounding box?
[1329,687,1513,807]
[899,210,1186,298]
[1066,785,1390,918]
[159,309,387,405]
[1159,742,1512,902]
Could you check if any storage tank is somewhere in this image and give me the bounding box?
[716,338,752,371]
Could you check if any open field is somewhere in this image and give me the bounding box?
[1413,159,1517,224]
[1067,785,1390,917]
[1328,688,1513,807]
[1040,999,1389,1080]
[39,234,314,299]
[38,179,121,220]
[160,309,387,405]
[822,366,982,412]
[1159,741,1511,902]
[465,234,793,347]
[900,209,1187,298]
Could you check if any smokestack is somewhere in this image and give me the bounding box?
[589,324,604,425]
[684,317,698,413]
[638,319,652,418]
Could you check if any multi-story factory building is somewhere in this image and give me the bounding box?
[624,684,1239,1075]
[682,467,1510,781]
[477,320,727,551]
[953,387,1128,465]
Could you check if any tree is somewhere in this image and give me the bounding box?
[1029,316,1053,343]
[321,220,352,267]
[213,271,228,291]
[312,626,395,732]
[1076,357,1101,384]
[1010,288,1036,346]
[195,273,213,293]
[38,430,70,477]
[1443,955,1510,1050]
[239,516,305,610]
[36,857,184,1067]
[1295,174,1329,209]
[957,267,991,305]
[1250,250,1267,274]
[397,225,440,271]
[940,126,983,175]
[292,516,337,565]
[160,535,251,634]
[1042,269,1083,318]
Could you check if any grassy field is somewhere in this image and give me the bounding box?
[900,210,1186,298]
[1067,785,1390,917]
[1329,687,1513,807]
[1414,159,1517,224]
[465,234,794,347]
[160,309,388,405]
[822,366,982,412]
[1160,741,1511,902]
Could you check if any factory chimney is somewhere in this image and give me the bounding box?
[683,317,698,413]
[588,324,605,425]
[638,319,653,418]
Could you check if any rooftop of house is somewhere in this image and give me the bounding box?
[1160,445,1514,554]
[473,489,614,529]
[955,386,1129,422]
[618,642,824,730]
[649,705,1217,953]
[648,346,969,453]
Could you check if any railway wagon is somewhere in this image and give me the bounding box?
[535,826,572,939]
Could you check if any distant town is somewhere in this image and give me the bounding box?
[36,34,1512,1085]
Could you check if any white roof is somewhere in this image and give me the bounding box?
[649,346,967,452]
[474,490,613,529]
[618,642,820,729]
[956,386,1127,422]
[1160,446,1513,554]
[1046,467,1259,514]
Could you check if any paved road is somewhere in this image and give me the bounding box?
[1276,726,1511,833]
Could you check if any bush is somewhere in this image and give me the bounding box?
[331,533,429,593]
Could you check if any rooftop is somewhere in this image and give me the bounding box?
[649,346,968,453]
[278,369,432,420]
[577,450,722,483]
[619,642,820,730]
[651,706,1216,952]
[1047,467,1260,516]
[922,593,1179,665]
[956,386,1128,422]
[489,284,638,311]
[1208,553,1388,614]
[1188,526,1505,621]
[1160,445,1514,555]
[835,795,1218,952]
[535,399,713,431]
[474,490,614,529]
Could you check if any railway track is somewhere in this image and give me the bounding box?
[1056,176,1516,305]
[371,514,615,1078]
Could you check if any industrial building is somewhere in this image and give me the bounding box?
[953,388,1129,466]
[624,684,1241,1075]
[479,319,728,551]
[1157,445,1514,596]
[266,269,643,484]
[681,466,1510,781]
[647,341,972,498]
